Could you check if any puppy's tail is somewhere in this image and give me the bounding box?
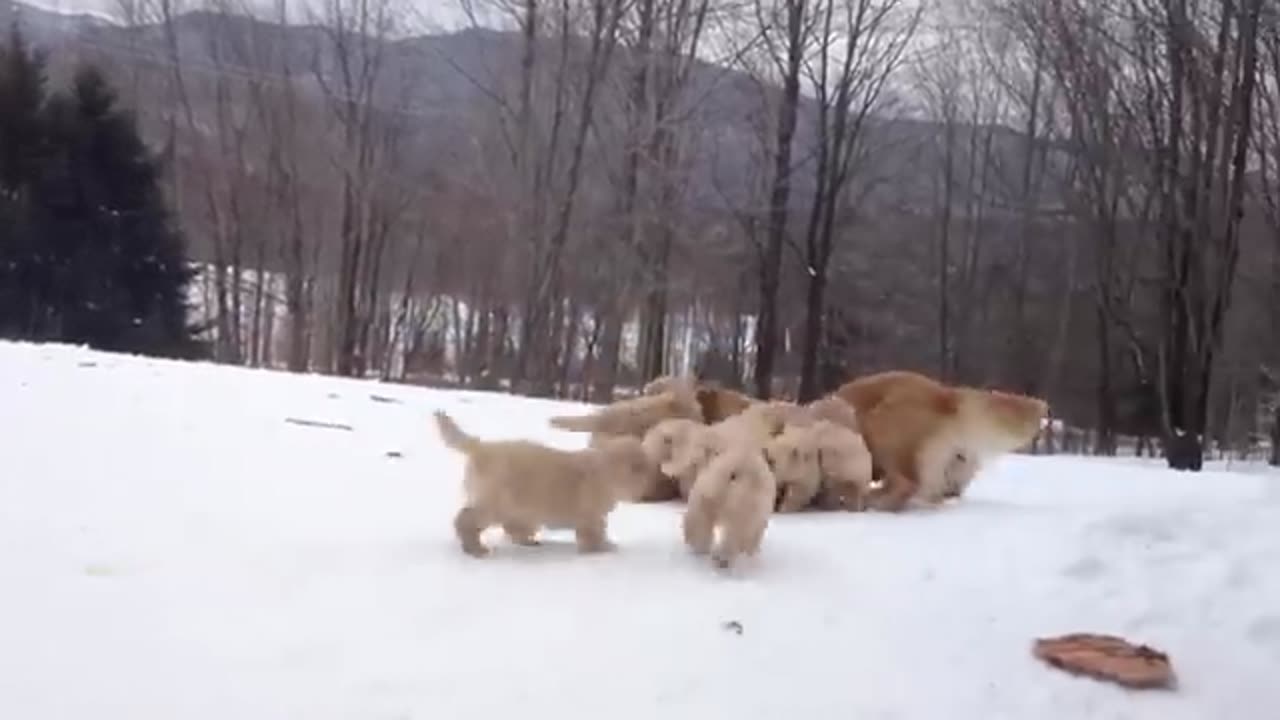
[434,410,480,455]
[548,414,598,433]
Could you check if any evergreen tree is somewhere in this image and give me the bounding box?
[0,22,50,335]
[0,27,204,358]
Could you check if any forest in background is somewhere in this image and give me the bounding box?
[2,0,1279,468]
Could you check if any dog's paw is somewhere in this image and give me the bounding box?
[461,544,491,558]
[577,539,618,554]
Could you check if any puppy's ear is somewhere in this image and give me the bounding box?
[695,388,717,423]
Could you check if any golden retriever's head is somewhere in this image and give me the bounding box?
[594,436,660,500]
[641,418,701,468]
[764,426,820,486]
[958,388,1049,455]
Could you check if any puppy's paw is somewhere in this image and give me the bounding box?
[577,537,618,554]
[776,493,807,513]
[461,543,491,558]
[712,552,736,571]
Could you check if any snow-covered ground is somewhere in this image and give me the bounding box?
[1,341,1278,719]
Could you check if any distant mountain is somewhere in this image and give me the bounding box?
[0,0,1059,217]
[1,0,117,43]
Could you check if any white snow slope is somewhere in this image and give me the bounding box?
[2,341,1279,720]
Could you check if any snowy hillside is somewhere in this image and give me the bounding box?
[1,341,1278,719]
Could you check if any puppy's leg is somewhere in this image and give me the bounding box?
[831,471,870,512]
[811,486,840,511]
[776,482,807,513]
[846,484,868,512]
[682,499,715,555]
[741,517,768,557]
[712,526,746,570]
[454,506,492,557]
[502,520,541,546]
[574,515,617,553]
[793,477,821,512]
[677,471,699,500]
[640,474,681,503]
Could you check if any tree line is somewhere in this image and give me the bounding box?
[3,0,1280,469]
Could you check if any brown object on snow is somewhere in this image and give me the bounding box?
[1033,633,1177,690]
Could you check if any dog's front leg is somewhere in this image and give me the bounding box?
[867,468,918,512]
[740,518,768,557]
[775,483,796,512]
[682,501,715,555]
[712,531,744,570]
[454,506,491,557]
[574,515,617,553]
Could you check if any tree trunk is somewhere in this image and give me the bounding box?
[1271,405,1280,466]
[797,265,827,402]
[592,304,624,402]
[754,0,805,400]
[1095,306,1117,456]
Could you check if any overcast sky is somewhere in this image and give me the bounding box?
[18,0,479,31]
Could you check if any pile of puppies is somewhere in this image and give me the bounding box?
[434,369,1049,572]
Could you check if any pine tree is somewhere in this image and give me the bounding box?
[0,21,50,336]
[32,65,203,358]
[0,32,205,359]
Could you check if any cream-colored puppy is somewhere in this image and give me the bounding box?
[663,424,725,498]
[682,444,778,571]
[643,374,760,426]
[548,388,703,445]
[435,411,654,557]
[941,450,980,498]
[808,420,875,512]
[796,394,860,433]
[709,399,799,447]
[640,418,706,501]
[764,425,822,513]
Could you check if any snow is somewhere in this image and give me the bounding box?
[1,340,1278,719]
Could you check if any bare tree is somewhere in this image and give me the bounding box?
[794,0,919,401]
[752,0,808,399]
[310,0,412,377]
[1131,0,1267,469]
[1250,2,1279,463]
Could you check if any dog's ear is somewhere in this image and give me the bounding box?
[695,388,717,423]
